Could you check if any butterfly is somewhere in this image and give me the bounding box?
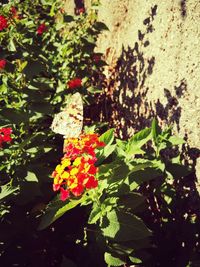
[51,92,83,138]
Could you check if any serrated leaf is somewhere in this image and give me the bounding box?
[38,195,88,230]
[118,192,145,210]
[108,162,129,183]
[88,204,102,224]
[128,168,162,190]
[102,210,151,241]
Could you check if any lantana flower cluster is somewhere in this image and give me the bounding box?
[0,127,12,147]
[52,133,105,201]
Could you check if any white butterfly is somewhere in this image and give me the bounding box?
[51,92,83,138]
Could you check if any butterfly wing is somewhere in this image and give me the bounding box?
[51,92,83,138]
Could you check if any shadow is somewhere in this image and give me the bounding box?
[84,4,200,266]
[87,6,158,139]
[180,0,187,17]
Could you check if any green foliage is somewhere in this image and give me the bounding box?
[0,1,197,266]
[0,1,107,265]
[39,119,191,266]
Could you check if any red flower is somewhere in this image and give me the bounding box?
[52,133,106,201]
[85,176,98,189]
[0,59,6,70]
[0,127,12,147]
[71,184,84,197]
[60,187,70,201]
[67,78,82,89]
[37,23,47,35]
[0,15,8,31]
[53,184,60,191]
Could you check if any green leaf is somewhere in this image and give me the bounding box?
[108,162,129,183]
[129,256,142,264]
[151,118,161,145]
[25,172,38,182]
[96,144,116,165]
[29,102,53,114]
[168,136,185,145]
[49,2,56,16]
[166,163,192,179]
[128,168,162,191]
[118,192,145,210]
[38,195,87,230]
[87,86,102,94]
[99,128,115,145]
[88,203,102,224]
[104,252,126,267]
[102,210,151,241]
[0,108,29,124]
[0,185,19,201]
[126,127,151,156]
[116,139,127,157]
[8,38,16,51]
[23,60,47,79]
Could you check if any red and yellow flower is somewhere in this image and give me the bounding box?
[63,133,105,158]
[52,133,105,201]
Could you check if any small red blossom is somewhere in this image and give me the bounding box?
[0,15,8,31]
[37,23,47,35]
[67,78,82,89]
[71,184,84,197]
[0,59,6,70]
[0,127,12,147]
[60,187,70,201]
[85,176,98,189]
